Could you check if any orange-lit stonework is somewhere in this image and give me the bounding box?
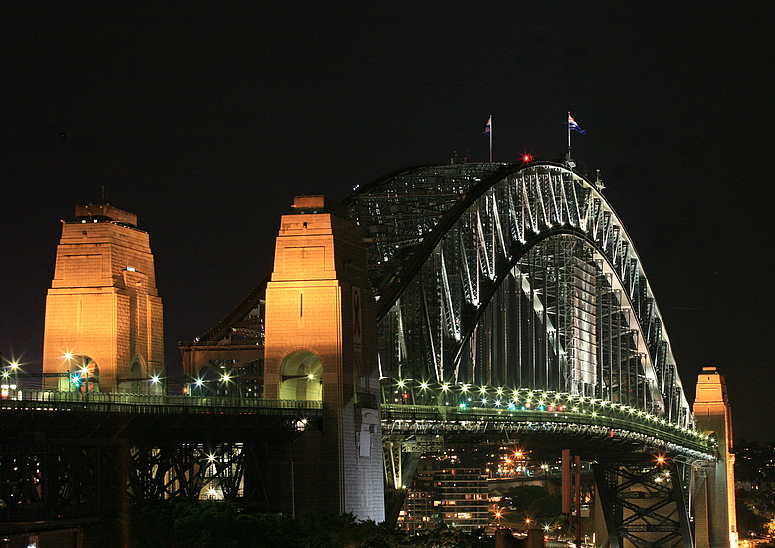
[693,367,737,548]
[263,195,384,521]
[42,204,164,393]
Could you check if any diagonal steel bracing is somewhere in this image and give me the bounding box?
[593,459,694,548]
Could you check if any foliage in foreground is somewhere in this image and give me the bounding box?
[84,500,493,548]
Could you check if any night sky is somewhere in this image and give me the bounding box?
[3,5,773,442]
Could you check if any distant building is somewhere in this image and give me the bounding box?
[399,466,490,533]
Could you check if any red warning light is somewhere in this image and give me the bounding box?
[521,153,533,163]
[402,392,409,400]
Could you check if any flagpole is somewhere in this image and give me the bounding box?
[566,113,585,168]
[566,111,574,168]
[565,111,575,167]
[489,114,493,162]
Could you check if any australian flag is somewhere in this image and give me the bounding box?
[568,114,586,134]
[483,115,491,135]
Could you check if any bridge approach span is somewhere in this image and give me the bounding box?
[1,390,321,441]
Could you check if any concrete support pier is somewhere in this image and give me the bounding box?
[693,367,737,548]
[263,196,385,521]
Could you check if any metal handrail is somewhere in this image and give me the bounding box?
[1,389,322,413]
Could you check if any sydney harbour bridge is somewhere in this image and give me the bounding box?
[0,160,733,548]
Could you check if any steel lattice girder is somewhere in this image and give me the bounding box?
[593,459,694,548]
[128,443,249,503]
[347,162,692,430]
[0,440,274,523]
[0,443,124,521]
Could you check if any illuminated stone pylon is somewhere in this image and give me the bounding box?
[693,366,737,548]
[42,204,164,393]
[263,195,384,521]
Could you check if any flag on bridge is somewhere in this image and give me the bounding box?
[483,115,492,162]
[568,114,586,134]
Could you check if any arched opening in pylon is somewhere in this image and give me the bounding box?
[60,355,100,392]
[116,358,144,393]
[280,351,322,401]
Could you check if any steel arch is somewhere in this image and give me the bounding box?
[347,161,692,429]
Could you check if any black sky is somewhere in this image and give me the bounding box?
[2,5,773,441]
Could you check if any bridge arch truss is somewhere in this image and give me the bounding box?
[346,161,692,430]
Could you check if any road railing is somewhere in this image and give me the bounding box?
[0,389,322,416]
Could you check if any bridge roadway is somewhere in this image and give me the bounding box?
[0,390,322,442]
[1,390,717,547]
[1,388,713,458]
[382,403,713,461]
[380,384,715,462]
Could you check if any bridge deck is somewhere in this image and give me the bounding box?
[382,404,716,461]
[1,391,716,459]
[0,390,322,442]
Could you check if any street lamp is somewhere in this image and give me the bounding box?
[146,361,166,395]
[79,366,91,390]
[192,378,205,395]
[62,353,77,391]
[219,372,242,398]
[0,360,16,399]
[9,361,19,386]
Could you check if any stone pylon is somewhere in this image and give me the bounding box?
[693,366,737,548]
[42,204,164,393]
[263,195,385,521]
